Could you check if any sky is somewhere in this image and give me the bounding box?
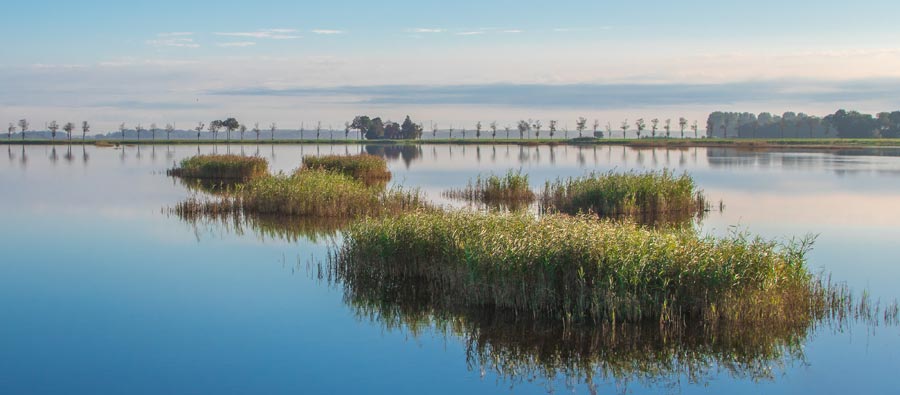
[2,0,900,132]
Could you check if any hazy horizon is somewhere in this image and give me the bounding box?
[3,0,900,131]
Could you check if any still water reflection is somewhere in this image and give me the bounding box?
[2,143,899,394]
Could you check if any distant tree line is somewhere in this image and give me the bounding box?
[10,110,900,142]
[707,109,900,139]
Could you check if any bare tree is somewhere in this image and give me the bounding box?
[650,118,659,138]
[576,117,587,138]
[165,123,174,140]
[345,122,351,139]
[18,119,29,141]
[239,124,247,141]
[635,118,646,139]
[504,124,511,139]
[63,122,75,141]
[47,121,60,142]
[448,124,454,139]
[252,123,261,141]
[461,127,466,139]
[490,121,497,139]
[118,123,127,141]
[533,120,542,139]
[620,120,628,139]
[664,119,672,138]
[691,120,699,138]
[475,121,482,139]
[549,120,557,138]
[432,123,438,138]
[194,122,205,141]
[135,124,144,140]
[678,117,687,139]
[605,122,612,138]
[316,121,322,140]
[593,119,600,137]
[8,122,16,140]
[269,123,277,141]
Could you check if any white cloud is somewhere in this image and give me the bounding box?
[409,28,445,33]
[217,41,257,47]
[157,32,193,37]
[455,31,484,36]
[502,29,523,34]
[31,63,87,69]
[146,38,200,48]
[215,29,301,40]
[312,29,344,35]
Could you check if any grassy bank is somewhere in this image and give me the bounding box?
[443,170,535,209]
[167,154,268,181]
[5,137,900,149]
[333,210,818,325]
[301,154,391,184]
[540,170,707,223]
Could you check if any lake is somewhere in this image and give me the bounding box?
[1,143,899,394]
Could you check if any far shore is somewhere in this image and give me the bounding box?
[3,138,900,150]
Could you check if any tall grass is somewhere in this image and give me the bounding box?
[540,169,707,224]
[443,170,535,210]
[168,154,268,180]
[301,154,391,184]
[175,169,425,219]
[332,210,819,325]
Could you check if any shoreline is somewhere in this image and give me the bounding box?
[3,138,900,150]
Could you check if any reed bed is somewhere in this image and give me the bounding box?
[332,210,822,325]
[168,154,269,181]
[327,240,897,389]
[175,169,425,219]
[540,170,708,223]
[443,170,536,209]
[301,154,391,184]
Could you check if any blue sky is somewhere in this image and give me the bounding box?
[2,0,900,131]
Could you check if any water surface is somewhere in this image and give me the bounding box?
[1,143,898,394]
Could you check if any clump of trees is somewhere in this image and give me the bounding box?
[825,110,900,138]
[351,115,423,140]
[707,110,900,139]
[707,112,833,139]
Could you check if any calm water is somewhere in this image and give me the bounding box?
[1,143,899,394]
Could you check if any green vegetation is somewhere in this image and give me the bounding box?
[301,154,391,184]
[540,170,707,224]
[351,115,423,140]
[175,169,424,219]
[333,210,820,325]
[443,170,535,209]
[239,171,419,217]
[167,154,268,181]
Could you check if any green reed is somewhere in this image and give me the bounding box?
[540,169,708,223]
[168,154,268,181]
[443,170,536,209]
[175,169,425,219]
[301,154,392,184]
[333,210,821,325]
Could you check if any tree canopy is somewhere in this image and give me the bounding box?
[352,115,422,140]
